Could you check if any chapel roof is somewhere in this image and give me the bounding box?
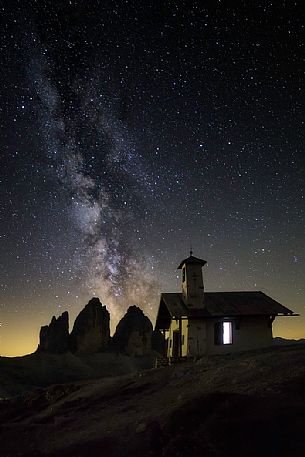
[155,291,296,330]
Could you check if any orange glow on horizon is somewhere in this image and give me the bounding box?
[1,309,304,357]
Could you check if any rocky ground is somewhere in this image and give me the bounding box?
[1,344,305,456]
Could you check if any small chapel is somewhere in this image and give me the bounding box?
[155,252,297,359]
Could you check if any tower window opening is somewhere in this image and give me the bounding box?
[182,267,185,282]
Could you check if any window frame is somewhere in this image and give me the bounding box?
[214,321,233,346]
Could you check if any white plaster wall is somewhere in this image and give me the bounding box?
[182,264,204,308]
[187,320,207,357]
[206,316,273,355]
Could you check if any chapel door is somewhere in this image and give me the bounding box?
[172,330,181,358]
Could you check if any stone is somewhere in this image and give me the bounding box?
[38,311,69,353]
[69,297,110,353]
[112,305,153,356]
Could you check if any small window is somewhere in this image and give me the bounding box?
[182,267,186,283]
[214,321,233,345]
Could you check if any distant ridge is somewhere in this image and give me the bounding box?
[273,337,305,345]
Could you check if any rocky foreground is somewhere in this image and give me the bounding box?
[1,344,305,457]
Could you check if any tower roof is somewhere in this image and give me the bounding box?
[177,253,207,269]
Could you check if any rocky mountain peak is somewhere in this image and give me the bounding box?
[38,311,69,354]
[69,297,110,353]
[112,305,153,356]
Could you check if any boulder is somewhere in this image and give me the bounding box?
[38,311,69,353]
[112,306,153,356]
[69,297,110,353]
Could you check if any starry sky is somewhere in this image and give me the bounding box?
[1,1,304,356]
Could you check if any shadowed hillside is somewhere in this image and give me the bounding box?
[1,344,305,456]
[0,352,155,397]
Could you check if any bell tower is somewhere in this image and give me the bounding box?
[177,251,207,308]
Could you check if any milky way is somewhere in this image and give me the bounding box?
[1,1,305,355]
[28,37,160,327]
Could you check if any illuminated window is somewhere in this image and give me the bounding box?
[214,321,233,345]
[223,322,232,344]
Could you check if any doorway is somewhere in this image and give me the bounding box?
[172,330,181,358]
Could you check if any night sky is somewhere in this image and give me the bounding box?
[1,1,304,356]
